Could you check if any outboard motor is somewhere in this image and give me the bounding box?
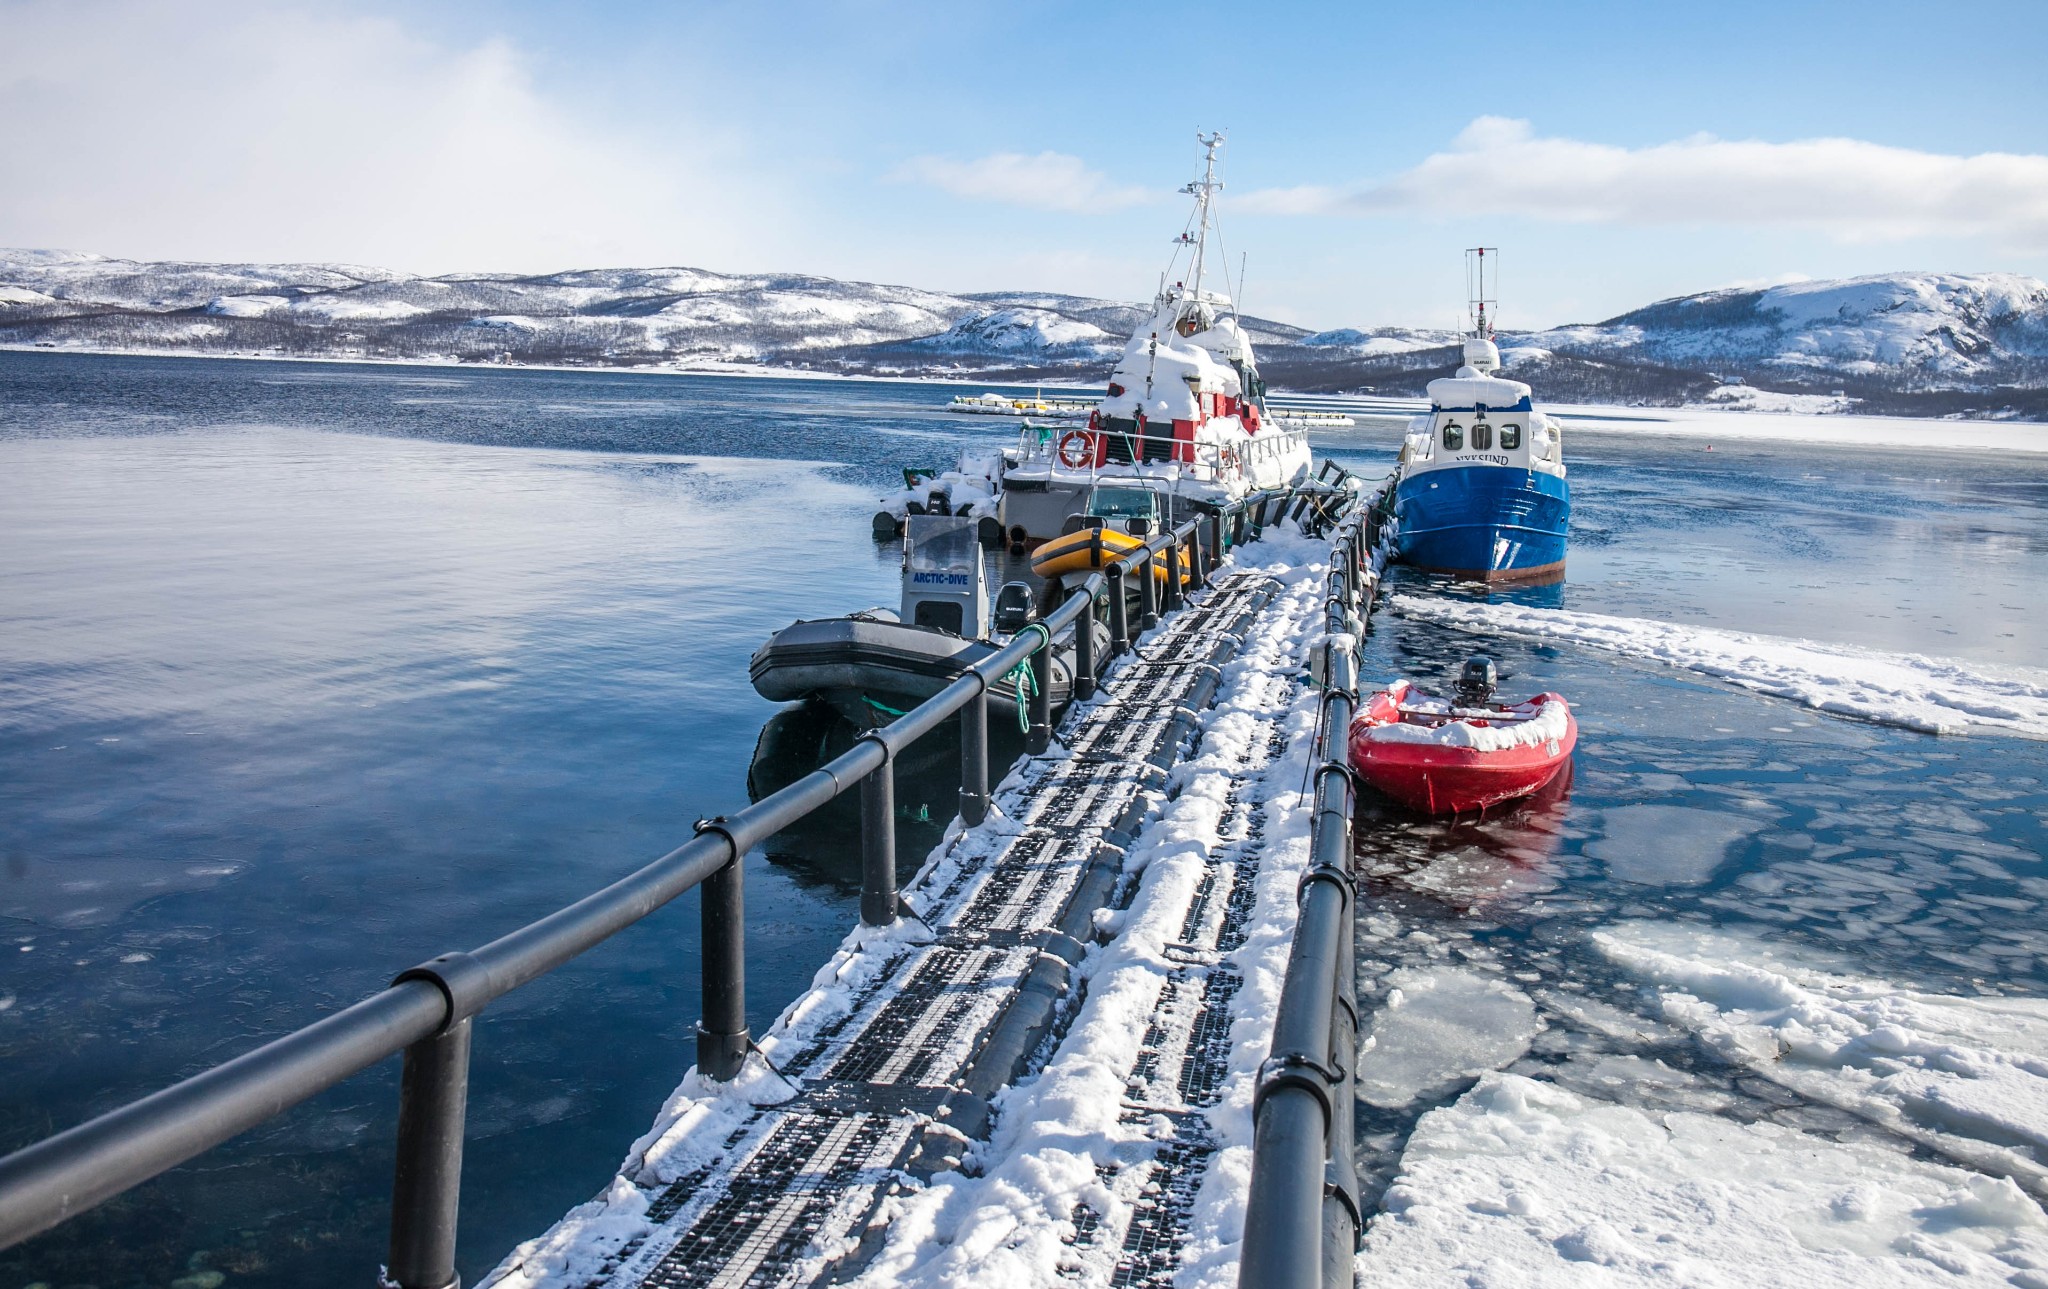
[901,514,989,636]
[992,581,1035,635]
[1454,655,1498,708]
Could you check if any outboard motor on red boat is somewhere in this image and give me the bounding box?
[1454,655,1498,708]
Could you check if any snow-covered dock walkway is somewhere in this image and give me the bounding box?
[485,534,1334,1289]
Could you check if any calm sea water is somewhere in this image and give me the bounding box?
[1,352,2043,1287]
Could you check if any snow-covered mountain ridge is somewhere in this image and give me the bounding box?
[0,248,1307,365]
[1561,273,2048,379]
[1293,273,2048,386]
[3,251,2044,416]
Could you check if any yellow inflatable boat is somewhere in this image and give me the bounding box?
[1029,526,1190,583]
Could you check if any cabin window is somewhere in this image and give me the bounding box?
[1501,423,1522,449]
[1442,423,1464,451]
[1471,422,1493,451]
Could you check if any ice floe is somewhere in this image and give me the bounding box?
[1585,804,1764,886]
[1393,596,2048,737]
[1595,921,2048,1195]
[1363,1072,2048,1286]
[1356,966,1542,1107]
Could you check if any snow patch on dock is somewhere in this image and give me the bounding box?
[850,531,1335,1289]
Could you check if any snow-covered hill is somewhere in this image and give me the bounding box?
[0,250,1307,374]
[1544,273,2048,382]
[2,252,2043,416]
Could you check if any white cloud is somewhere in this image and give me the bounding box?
[0,0,788,272]
[1239,117,2048,248]
[889,151,1153,213]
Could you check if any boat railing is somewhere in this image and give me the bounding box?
[1237,483,1393,1289]
[1015,420,1312,487]
[0,485,1338,1289]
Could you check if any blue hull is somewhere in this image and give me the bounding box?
[1393,466,1570,580]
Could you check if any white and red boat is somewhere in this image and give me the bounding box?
[1347,658,1576,815]
[993,133,1313,545]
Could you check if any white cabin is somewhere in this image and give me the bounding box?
[1399,340,1565,480]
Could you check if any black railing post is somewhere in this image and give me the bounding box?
[1325,899,1361,1289]
[387,1017,472,1289]
[1074,590,1098,702]
[959,686,989,827]
[1139,554,1159,630]
[1162,536,1183,612]
[1107,562,1130,656]
[860,759,897,926]
[1188,522,1208,593]
[696,852,748,1082]
[1209,512,1226,564]
[1026,642,1053,755]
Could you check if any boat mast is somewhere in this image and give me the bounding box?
[1465,246,1498,339]
[1184,132,1225,300]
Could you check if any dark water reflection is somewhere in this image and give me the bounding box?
[0,354,1038,1289]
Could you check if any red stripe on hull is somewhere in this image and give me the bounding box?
[1402,558,1566,585]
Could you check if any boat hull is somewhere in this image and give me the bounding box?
[1393,466,1569,582]
[749,616,1086,727]
[1029,526,1189,583]
[1347,688,1577,814]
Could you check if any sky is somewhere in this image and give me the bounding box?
[2,0,2045,328]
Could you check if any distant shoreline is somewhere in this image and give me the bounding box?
[4,343,2044,454]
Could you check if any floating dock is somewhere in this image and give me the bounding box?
[481,485,1409,1286]
[488,567,1310,1287]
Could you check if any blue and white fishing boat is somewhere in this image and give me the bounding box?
[1392,249,1570,582]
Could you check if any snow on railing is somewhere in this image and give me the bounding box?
[1239,480,1394,1289]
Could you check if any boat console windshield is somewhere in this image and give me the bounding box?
[1084,486,1164,535]
[901,514,988,636]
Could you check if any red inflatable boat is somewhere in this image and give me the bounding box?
[1347,658,1576,815]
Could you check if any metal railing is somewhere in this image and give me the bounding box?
[1238,490,1391,1289]
[1013,420,1314,489]
[0,486,1318,1289]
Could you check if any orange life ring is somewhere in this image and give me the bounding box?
[1057,430,1095,469]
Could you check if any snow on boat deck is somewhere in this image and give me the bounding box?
[483,532,1336,1289]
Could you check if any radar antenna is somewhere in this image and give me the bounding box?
[1465,247,1498,339]
[1181,131,1226,300]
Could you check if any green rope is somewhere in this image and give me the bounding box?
[861,694,909,719]
[1005,621,1052,733]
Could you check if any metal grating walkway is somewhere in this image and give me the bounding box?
[1060,696,1297,1289]
[536,570,1285,1289]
